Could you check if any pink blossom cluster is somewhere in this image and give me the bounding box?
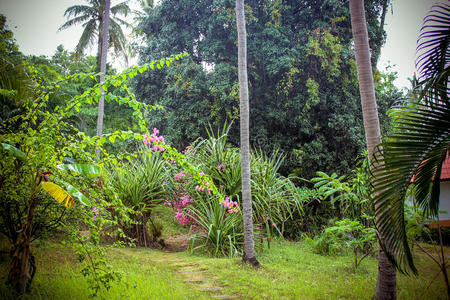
[92,207,99,221]
[143,128,165,151]
[220,197,239,214]
[174,171,185,181]
[195,179,212,194]
[164,171,198,227]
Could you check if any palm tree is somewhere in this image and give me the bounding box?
[96,0,111,150]
[59,0,129,149]
[349,0,396,299]
[371,2,450,296]
[235,0,259,267]
[58,0,130,71]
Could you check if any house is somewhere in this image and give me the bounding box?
[435,155,450,227]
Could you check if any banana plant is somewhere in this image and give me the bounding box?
[1,142,100,294]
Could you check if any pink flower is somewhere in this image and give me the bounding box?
[153,128,160,135]
[218,163,223,171]
[199,172,205,177]
[174,172,185,181]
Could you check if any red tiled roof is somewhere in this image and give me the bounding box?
[410,154,450,182]
[442,155,450,181]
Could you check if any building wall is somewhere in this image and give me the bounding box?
[439,181,450,222]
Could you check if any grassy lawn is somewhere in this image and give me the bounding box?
[0,237,447,299]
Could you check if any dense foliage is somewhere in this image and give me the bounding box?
[133,0,397,178]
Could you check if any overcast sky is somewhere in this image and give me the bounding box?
[0,0,438,89]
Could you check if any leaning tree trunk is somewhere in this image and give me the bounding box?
[96,0,111,155]
[349,0,396,299]
[236,0,259,267]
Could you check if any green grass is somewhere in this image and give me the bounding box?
[0,242,203,299]
[195,240,448,299]
[0,238,447,299]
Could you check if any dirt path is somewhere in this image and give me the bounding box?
[148,251,240,299]
[110,242,240,299]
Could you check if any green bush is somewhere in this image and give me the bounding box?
[188,196,244,257]
[306,218,376,268]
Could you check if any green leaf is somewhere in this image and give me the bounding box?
[57,164,102,176]
[65,184,90,206]
[1,143,26,161]
[109,135,116,143]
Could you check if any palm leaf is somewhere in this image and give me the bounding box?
[372,2,450,275]
[372,102,449,274]
[63,4,97,18]
[415,2,450,106]
[111,2,131,17]
[75,19,98,56]
[40,182,74,208]
[58,14,93,31]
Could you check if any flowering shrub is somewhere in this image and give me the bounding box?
[220,197,239,214]
[143,128,166,152]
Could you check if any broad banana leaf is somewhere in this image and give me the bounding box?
[41,182,74,208]
[1,142,26,161]
[65,183,91,206]
[57,163,102,176]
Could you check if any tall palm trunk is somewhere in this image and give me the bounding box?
[96,0,111,154]
[349,0,396,299]
[235,0,259,267]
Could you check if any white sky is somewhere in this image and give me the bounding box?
[0,0,439,89]
[378,0,436,89]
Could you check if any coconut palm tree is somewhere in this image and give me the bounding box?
[349,0,396,299]
[60,0,129,149]
[235,0,259,267]
[371,2,450,297]
[58,0,130,71]
[95,0,111,149]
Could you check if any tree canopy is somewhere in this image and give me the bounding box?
[133,0,394,178]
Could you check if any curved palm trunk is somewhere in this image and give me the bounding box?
[236,0,259,267]
[96,0,111,155]
[349,0,396,299]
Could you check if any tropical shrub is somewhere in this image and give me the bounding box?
[188,196,244,257]
[306,218,376,269]
[109,145,167,247]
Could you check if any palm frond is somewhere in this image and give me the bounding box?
[108,19,128,61]
[63,5,97,19]
[415,2,450,105]
[372,100,450,274]
[372,2,450,275]
[58,14,92,31]
[75,19,98,56]
[111,1,131,17]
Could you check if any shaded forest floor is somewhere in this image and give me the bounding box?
[0,236,448,299]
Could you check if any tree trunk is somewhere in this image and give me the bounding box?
[349,0,396,299]
[235,0,259,268]
[96,0,111,155]
[8,196,37,294]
